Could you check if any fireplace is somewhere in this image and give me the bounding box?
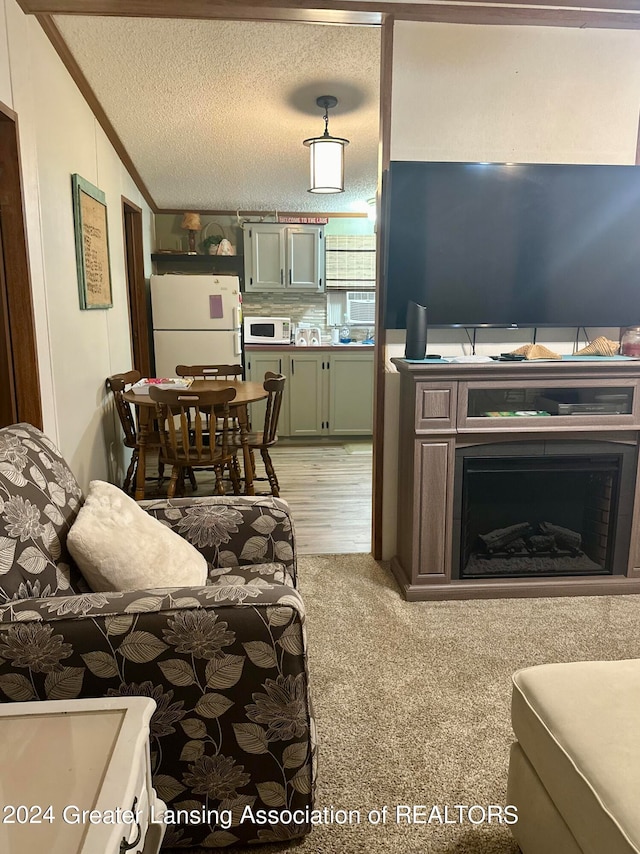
[453,442,637,580]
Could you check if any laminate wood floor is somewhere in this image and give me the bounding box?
[269,441,372,554]
[145,441,372,555]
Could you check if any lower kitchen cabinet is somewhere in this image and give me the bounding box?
[327,352,375,435]
[245,350,290,435]
[246,349,374,437]
[289,352,325,436]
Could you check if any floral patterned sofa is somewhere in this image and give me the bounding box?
[0,424,315,849]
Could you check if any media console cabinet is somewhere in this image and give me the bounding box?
[391,357,640,601]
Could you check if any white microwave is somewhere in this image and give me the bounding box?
[243,316,291,345]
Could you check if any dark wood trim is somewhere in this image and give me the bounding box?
[16,0,640,16]
[156,209,369,218]
[20,0,382,24]
[122,195,143,215]
[372,14,393,560]
[17,0,640,30]
[122,197,152,376]
[35,15,158,212]
[0,101,43,429]
[0,221,18,425]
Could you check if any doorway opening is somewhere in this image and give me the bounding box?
[0,103,42,429]
[122,198,151,377]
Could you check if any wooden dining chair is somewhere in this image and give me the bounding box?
[106,370,162,495]
[149,386,241,498]
[175,364,243,380]
[175,363,244,435]
[230,372,286,497]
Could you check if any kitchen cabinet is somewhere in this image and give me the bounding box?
[328,352,375,434]
[289,352,326,436]
[246,349,374,437]
[243,223,325,292]
[246,350,291,436]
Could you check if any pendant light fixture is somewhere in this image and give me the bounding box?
[303,96,349,194]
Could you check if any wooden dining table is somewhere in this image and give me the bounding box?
[123,379,268,501]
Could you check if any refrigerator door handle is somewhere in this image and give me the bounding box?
[232,306,241,330]
[234,331,242,357]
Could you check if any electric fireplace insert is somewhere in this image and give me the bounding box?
[452,441,637,580]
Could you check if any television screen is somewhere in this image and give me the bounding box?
[384,161,640,329]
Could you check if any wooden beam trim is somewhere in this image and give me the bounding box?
[16,0,640,16]
[17,0,640,30]
[390,4,640,27]
[372,13,393,561]
[156,209,369,217]
[36,14,158,212]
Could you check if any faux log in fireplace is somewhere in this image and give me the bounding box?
[452,443,636,580]
[391,358,640,601]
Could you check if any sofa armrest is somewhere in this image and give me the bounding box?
[0,569,302,624]
[141,495,298,587]
[0,580,314,848]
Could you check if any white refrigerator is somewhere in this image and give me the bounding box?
[150,274,242,378]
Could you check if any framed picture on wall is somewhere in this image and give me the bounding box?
[71,173,113,310]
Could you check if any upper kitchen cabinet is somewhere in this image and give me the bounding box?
[243,223,325,292]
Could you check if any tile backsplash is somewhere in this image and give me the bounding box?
[242,292,373,343]
[242,293,329,340]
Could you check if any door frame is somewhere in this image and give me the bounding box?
[122,196,152,377]
[0,101,42,429]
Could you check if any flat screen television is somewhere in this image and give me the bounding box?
[384,161,640,329]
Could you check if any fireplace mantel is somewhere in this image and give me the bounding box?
[390,358,640,601]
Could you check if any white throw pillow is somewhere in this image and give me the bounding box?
[67,480,207,592]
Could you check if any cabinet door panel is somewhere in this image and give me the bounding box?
[287,227,323,290]
[245,225,284,290]
[328,353,374,435]
[246,352,290,436]
[289,354,324,435]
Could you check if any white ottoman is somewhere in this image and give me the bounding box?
[507,659,640,854]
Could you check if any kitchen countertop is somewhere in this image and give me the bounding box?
[245,343,375,351]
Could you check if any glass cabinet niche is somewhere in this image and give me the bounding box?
[463,384,635,422]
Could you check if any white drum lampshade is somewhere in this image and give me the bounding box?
[303,96,349,194]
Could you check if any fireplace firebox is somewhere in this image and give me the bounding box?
[452,442,637,580]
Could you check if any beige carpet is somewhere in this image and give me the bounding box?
[188,554,640,853]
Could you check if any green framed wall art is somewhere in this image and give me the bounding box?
[71,173,113,310]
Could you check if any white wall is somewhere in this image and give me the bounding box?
[383,21,640,558]
[1,0,152,489]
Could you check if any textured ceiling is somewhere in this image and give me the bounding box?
[53,16,381,212]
